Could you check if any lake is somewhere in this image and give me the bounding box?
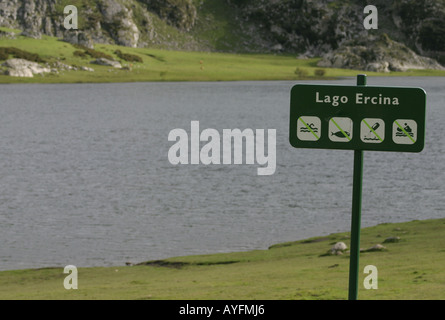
[0,77,444,271]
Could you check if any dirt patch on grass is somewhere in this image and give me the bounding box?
[138,259,239,269]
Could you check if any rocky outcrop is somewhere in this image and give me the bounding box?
[0,0,142,47]
[231,0,367,55]
[317,34,445,72]
[0,58,96,77]
[231,0,445,67]
[1,58,51,77]
[391,0,445,65]
[97,0,140,48]
[0,0,61,38]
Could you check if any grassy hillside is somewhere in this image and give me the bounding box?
[2,27,445,84]
[1,218,444,300]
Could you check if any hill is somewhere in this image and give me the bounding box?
[1,0,445,81]
[1,0,445,70]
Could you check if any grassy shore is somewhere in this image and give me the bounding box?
[2,27,445,84]
[1,218,444,300]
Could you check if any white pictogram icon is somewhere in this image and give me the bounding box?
[297,116,321,141]
[329,117,353,142]
[361,118,385,143]
[393,119,417,145]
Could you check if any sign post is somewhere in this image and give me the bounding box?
[289,74,426,300]
[348,74,366,300]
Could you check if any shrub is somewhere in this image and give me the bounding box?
[314,69,326,77]
[0,50,8,60]
[73,50,87,58]
[72,44,114,60]
[0,47,45,63]
[294,67,308,78]
[114,50,143,63]
[85,48,114,60]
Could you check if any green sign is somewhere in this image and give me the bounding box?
[289,75,427,300]
[289,84,426,152]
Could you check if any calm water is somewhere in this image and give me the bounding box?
[0,77,444,271]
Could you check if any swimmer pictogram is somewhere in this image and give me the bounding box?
[300,122,319,133]
[297,116,321,141]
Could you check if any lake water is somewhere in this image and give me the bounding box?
[0,77,444,271]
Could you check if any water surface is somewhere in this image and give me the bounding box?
[0,77,443,271]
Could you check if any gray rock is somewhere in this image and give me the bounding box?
[20,31,42,39]
[2,58,51,77]
[6,67,33,77]
[63,31,94,49]
[90,58,122,69]
[80,66,94,72]
[99,0,140,48]
[117,16,140,48]
[271,44,283,51]
[53,61,74,70]
[332,242,347,251]
[383,236,401,243]
[366,61,390,73]
[365,244,386,252]
[327,242,348,255]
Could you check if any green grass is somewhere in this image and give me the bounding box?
[2,27,445,84]
[1,218,444,300]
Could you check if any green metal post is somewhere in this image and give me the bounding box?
[348,74,366,300]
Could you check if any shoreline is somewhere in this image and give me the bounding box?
[1,217,444,299]
[1,74,444,86]
[0,217,441,272]
[2,31,445,85]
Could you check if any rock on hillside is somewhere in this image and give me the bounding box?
[0,0,199,49]
[318,34,445,72]
[1,58,51,77]
[90,57,122,69]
